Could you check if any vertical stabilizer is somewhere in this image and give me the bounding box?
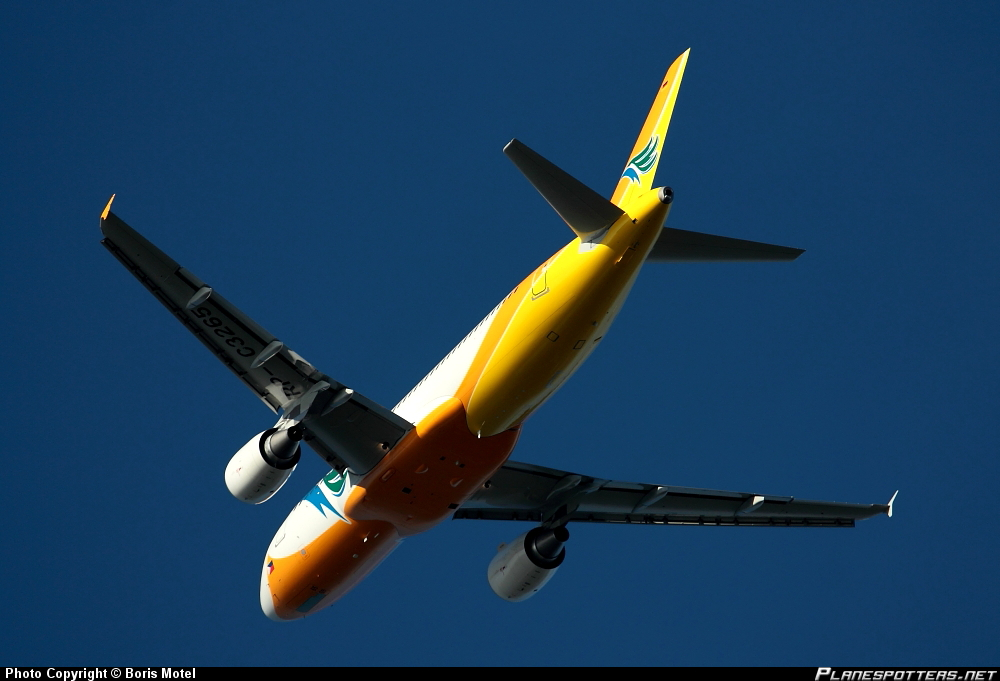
[611,49,690,210]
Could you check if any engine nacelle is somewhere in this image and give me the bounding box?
[487,526,569,602]
[224,427,302,504]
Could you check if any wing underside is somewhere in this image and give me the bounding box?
[456,460,891,527]
[100,201,412,474]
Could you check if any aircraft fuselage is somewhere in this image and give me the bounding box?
[260,189,671,619]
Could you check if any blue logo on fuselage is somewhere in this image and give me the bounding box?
[303,470,349,521]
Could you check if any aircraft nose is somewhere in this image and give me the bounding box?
[259,587,284,622]
[260,560,300,622]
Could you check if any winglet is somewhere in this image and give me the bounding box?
[101,194,116,220]
[886,490,898,518]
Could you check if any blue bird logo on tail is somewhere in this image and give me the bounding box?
[621,135,659,183]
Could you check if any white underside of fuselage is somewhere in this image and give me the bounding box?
[391,303,500,425]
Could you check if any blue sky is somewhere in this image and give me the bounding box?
[2,1,998,666]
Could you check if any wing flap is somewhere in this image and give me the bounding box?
[303,392,411,474]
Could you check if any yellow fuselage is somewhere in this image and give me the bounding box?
[467,189,670,435]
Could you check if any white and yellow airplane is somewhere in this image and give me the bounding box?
[101,50,895,620]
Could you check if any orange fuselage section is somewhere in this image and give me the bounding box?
[265,398,519,618]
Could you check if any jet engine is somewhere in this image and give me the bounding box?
[487,526,569,602]
[224,426,303,504]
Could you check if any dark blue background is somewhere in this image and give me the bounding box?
[3,2,997,666]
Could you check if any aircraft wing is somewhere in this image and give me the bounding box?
[99,198,412,474]
[455,460,894,527]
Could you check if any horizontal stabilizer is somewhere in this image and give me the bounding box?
[648,227,804,262]
[504,139,624,241]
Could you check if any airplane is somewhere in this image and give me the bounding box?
[100,49,896,621]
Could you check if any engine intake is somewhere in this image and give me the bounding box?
[487,526,569,601]
[225,427,302,504]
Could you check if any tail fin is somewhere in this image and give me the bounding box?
[611,49,690,210]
